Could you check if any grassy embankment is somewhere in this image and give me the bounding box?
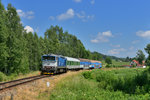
[49,68,150,100]
[0,71,40,82]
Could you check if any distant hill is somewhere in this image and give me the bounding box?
[90,51,126,62]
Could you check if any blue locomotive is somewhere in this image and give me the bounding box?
[41,54,67,74]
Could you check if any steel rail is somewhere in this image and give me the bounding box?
[0,75,42,85]
[0,75,50,92]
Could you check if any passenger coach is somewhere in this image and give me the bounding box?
[79,58,91,69]
[65,57,82,70]
[90,60,102,69]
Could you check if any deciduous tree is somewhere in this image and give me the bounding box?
[136,50,145,65]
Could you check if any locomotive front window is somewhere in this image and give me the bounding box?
[42,56,55,61]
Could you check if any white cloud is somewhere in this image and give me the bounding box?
[108,48,126,55]
[17,9,25,17]
[76,11,85,19]
[35,27,39,33]
[17,9,34,19]
[27,16,34,19]
[24,26,34,33]
[108,49,119,55]
[102,31,113,37]
[26,11,34,15]
[136,30,150,39]
[132,40,139,44]
[76,11,94,22]
[73,0,82,3]
[91,39,99,43]
[129,46,134,50]
[57,8,74,21]
[110,44,120,48]
[49,16,55,20]
[91,0,95,4]
[91,31,113,43]
[50,9,94,22]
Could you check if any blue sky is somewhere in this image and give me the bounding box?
[2,0,150,58]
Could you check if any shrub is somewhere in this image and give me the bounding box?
[105,64,111,68]
[82,71,92,79]
[83,68,150,95]
[0,72,7,81]
[50,68,150,100]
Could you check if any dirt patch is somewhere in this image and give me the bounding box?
[3,70,85,100]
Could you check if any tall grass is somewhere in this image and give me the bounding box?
[0,71,40,82]
[50,68,150,100]
[83,68,150,95]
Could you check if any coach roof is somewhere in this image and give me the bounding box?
[65,56,80,62]
[90,60,102,63]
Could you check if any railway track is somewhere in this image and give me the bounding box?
[0,75,50,92]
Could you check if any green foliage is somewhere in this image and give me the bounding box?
[83,68,150,95]
[49,69,150,100]
[0,72,7,81]
[105,64,112,68]
[0,1,8,75]
[125,56,131,62]
[91,51,103,61]
[145,44,150,54]
[105,57,112,64]
[5,4,29,75]
[145,44,150,66]
[112,60,130,66]
[136,50,145,65]
[102,59,130,68]
[44,25,88,58]
[82,71,92,79]
[131,64,136,68]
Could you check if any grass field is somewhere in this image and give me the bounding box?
[50,68,150,100]
[102,60,130,68]
[112,60,130,66]
[0,71,40,82]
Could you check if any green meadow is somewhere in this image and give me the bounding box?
[50,68,150,100]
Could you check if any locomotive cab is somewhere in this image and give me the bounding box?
[41,55,57,74]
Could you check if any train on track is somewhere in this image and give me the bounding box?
[41,54,102,74]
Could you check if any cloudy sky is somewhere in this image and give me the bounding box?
[2,0,150,57]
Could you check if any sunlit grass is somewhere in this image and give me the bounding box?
[50,68,150,100]
[0,71,40,82]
